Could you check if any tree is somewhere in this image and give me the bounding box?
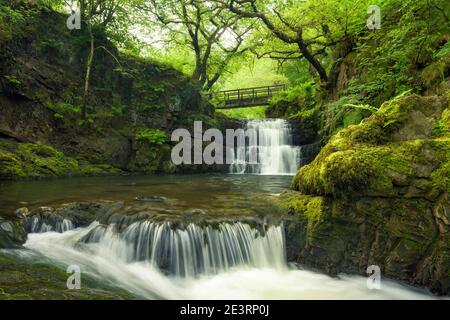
[216,0,370,93]
[142,0,254,90]
[65,0,129,119]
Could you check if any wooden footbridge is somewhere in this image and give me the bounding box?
[213,84,287,109]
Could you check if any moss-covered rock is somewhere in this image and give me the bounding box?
[282,94,450,295]
[0,138,121,180]
[0,253,133,300]
[126,139,171,174]
[293,95,450,198]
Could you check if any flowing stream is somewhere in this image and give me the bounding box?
[0,119,440,299]
[0,174,438,300]
[21,219,435,300]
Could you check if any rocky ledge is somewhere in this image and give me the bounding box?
[277,94,450,295]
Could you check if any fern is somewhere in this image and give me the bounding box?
[344,103,378,114]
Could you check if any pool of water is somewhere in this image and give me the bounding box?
[0,174,291,218]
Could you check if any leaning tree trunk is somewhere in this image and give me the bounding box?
[324,37,355,98]
[81,24,95,120]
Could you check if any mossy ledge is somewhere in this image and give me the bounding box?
[0,253,134,300]
[0,138,121,180]
[278,94,450,295]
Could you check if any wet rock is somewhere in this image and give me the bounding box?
[23,201,124,233]
[135,196,167,203]
[0,217,26,249]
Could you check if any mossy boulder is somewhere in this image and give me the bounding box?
[126,140,171,174]
[293,94,450,198]
[282,94,450,295]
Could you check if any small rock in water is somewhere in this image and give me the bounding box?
[135,196,167,203]
[14,207,29,218]
[184,208,206,216]
[0,222,13,233]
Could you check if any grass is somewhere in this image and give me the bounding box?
[216,105,267,119]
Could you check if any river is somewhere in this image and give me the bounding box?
[0,174,438,299]
[0,119,442,299]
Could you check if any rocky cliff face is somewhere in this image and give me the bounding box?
[0,3,224,179]
[278,94,450,294]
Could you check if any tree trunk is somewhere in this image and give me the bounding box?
[325,37,355,97]
[297,41,328,84]
[81,24,94,120]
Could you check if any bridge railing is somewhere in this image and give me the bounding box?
[212,84,288,109]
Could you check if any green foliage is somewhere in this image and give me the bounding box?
[271,82,315,106]
[217,106,267,119]
[183,114,220,128]
[344,104,378,114]
[57,102,81,114]
[267,82,316,118]
[135,129,167,145]
[434,41,450,59]
[3,75,21,86]
[218,59,287,90]
[0,4,26,41]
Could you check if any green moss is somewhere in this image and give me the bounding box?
[0,151,26,179]
[277,192,327,222]
[420,60,447,89]
[0,253,133,300]
[431,161,450,193]
[135,129,167,145]
[0,140,121,180]
[293,95,449,197]
[433,108,450,137]
[217,106,267,119]
[127,143,170,174]
[267,82,315,119]
[18,143,62,158]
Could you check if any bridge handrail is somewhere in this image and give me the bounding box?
[212,84,287,100]
[211,84,288,109]
[217,84,288,94]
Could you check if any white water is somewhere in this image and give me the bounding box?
[27,216,74,233]
[79,221,286,277]
[22,222,437,300]
[229,119,301,175]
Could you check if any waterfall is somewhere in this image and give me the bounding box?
[80,221,286,277]
[229,119,301,175]
[22,221,434,299]
[25,216,74,234]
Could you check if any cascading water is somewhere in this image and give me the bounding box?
[229,119,301,175]
[25,216,74,234]
[7,175,439,299]
[22,220,435,299]
[79,221,285,277]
